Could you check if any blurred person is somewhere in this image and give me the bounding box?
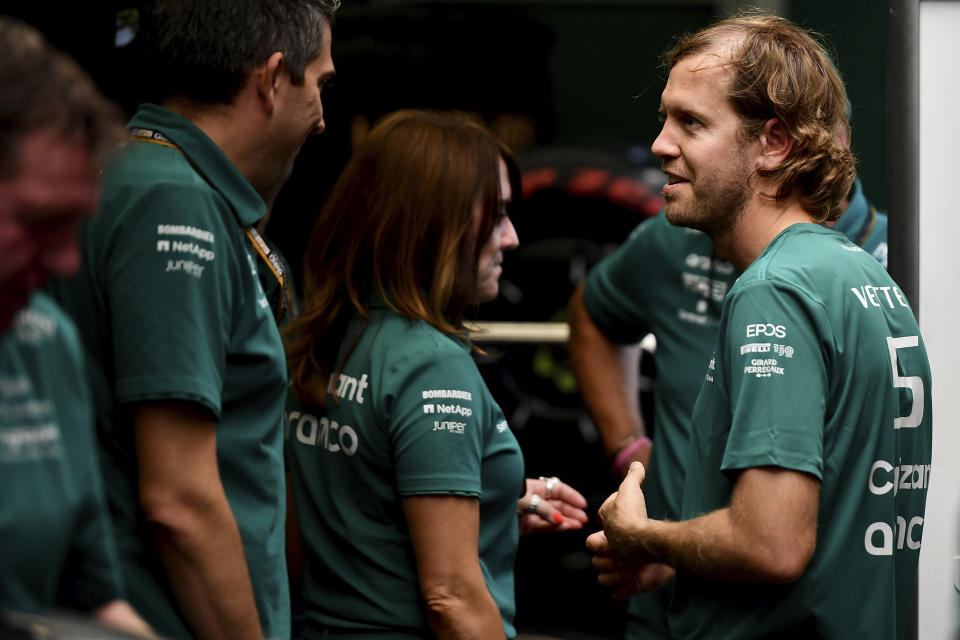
[285,110,589,640]
[47,1,339,638]
[0,16,151,637]
[587,13,931,639]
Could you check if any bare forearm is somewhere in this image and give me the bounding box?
[623,508,810,584]
[149,496,262,640]
[568,286,646,454]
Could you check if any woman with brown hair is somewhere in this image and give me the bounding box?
[285,109,588,639]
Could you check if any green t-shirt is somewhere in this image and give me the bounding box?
[584,213,736,638]
[48,104,289,639]
[287,307,524,638]
[672,224,932,640]
[0,293,123,613]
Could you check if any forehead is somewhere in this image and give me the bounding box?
[308,22,335,75]
[661,50,736,114]
[1,128,99,220]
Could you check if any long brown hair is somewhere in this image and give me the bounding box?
[286,109,519,405]
[664,12,855,222]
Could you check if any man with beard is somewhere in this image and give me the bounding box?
[48,1,338,638]
[568,94,887,640]
[587,13,931,639]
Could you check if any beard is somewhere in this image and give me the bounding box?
[663,149,751,238]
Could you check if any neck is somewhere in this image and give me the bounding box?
[712,191,814,272]
[162,97,267,191]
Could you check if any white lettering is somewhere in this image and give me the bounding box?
[421,389,473,401]
[869,459,894,495]
[328,372,370,405]
[746,323,786,339]
[156,224,215,243]
[865,522,893,556]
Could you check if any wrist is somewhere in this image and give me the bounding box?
[611,434,652,476]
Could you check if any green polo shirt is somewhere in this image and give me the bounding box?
[48,104,289,639]
[287,306,524,639]
[585,212,736,638]
[672,224,931,639]
[0,293,123,614]
[583,191,890,639]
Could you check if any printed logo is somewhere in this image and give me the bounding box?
[286,411,359,456]
[14,309,56,345]
[165,259,205,279]
[850,285,911,310]
[156,224,215,244]
[496,420,508,433]
[422,389,473,401]
[432,420,466,434]
[327,372,369,405]
[422,404,435,414]
[740,343,771,355]
[0,423,62,462]
[746,323,786,339]
[743,358,784,378]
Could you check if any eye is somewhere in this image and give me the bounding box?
[683,114,701,127]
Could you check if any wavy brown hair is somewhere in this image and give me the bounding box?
[286,109,520,405]
[664,12,855,222]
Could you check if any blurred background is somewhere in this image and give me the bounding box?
[7,1,888,637]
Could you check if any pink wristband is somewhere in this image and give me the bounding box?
[611,435,652,476]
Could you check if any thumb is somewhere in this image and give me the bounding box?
[620,461,646,493]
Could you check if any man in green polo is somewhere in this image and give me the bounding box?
[588,13,931,639]
[48,1,338,638]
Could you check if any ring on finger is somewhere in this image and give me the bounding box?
[539,475,560,498]
[527,493,541,513]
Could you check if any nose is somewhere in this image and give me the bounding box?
[500,216,519,251]
[651,122,678,161]
[313,116,325,136]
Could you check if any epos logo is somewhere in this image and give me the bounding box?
[746,323,786,339]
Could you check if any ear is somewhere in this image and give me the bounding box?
[757,118,794,171]
[253,51,286,117]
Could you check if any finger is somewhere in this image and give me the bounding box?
[591,555,620,572]
[585,530,610,553]
[597,570,634,590]
[548,499,589,524]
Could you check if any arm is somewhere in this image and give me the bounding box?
[402,496,506,640]
[567,283,652,476]
[134,401,262,640]
[591,462,819,584]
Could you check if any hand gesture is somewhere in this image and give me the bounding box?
[517,476,589,535]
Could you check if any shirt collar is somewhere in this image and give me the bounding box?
[128,103,266,227]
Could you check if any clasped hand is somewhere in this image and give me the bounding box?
[586,462,675,600]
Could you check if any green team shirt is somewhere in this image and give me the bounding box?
[287,306,524,638]
[671,224,932,640]
[584,212,735,638]
[48,104,289,639]
[0,293,123,613]
[583,186,889,639]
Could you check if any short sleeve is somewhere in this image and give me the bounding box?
[385,347,489,497]
[719,281,829,480]
[105,182,233,417]
[583,219,655,344]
